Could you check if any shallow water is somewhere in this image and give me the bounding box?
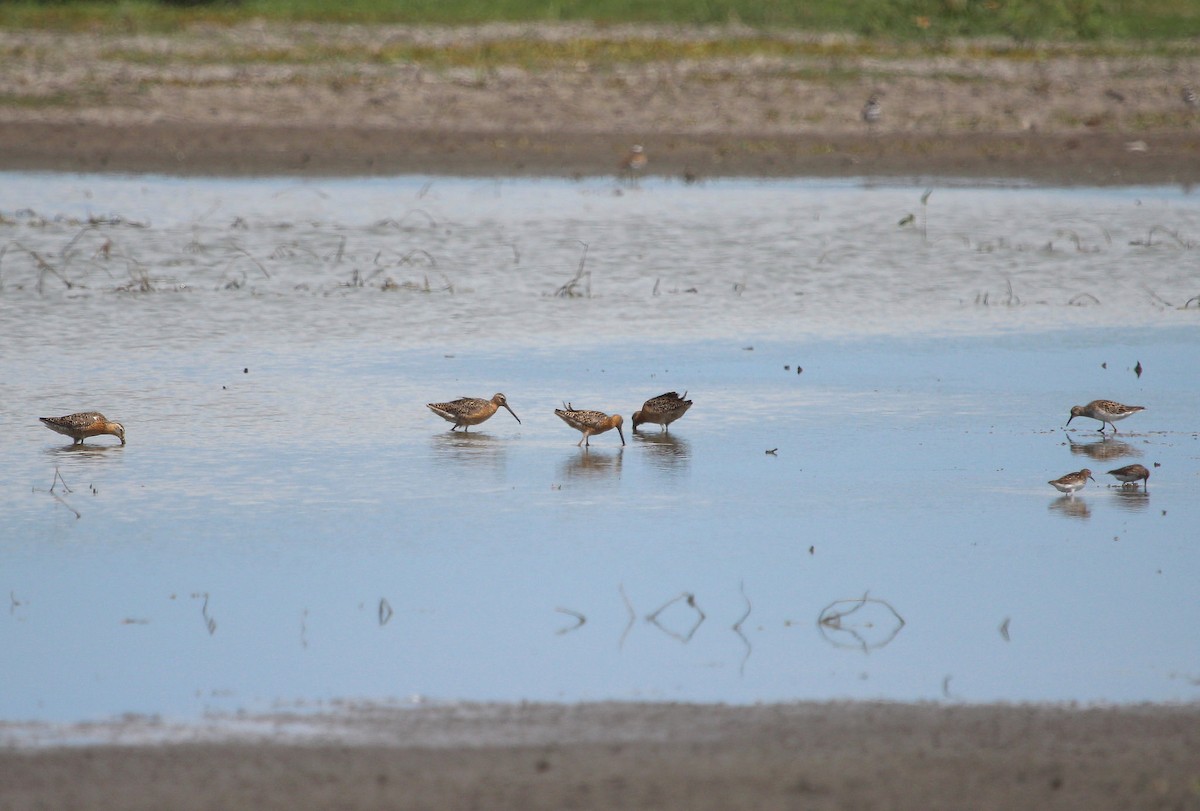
[1,174,1198,723]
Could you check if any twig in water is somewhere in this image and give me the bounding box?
[193,592,217,636]
[733,581,753,676]
[646,591,706,643]
[50,467,73,494]
[379,598,394,626]
[817,592,906,653]
[1068,292,1101,306]
[619,584,636,649]
[555,606,587,635]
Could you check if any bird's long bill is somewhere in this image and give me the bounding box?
[504,404,521,424]
[1065,415,1075,428]
[616,424,626,445]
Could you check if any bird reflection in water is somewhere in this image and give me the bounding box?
[632,431,691,473]
[1049,495,1091,520]
[1065,432,1139,462]
[559,447,623,480]
[1110,488,1151,513]
[430,431,507,469]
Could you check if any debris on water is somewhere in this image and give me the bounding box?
[784,365,790,370]
[244,367,249,374]
[797,366,803,374]
[1134,360,1143,378]
[1101,362,1107,369]
[999,617,1011,641]
[765,448,778,455]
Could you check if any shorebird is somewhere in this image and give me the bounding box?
[426,393,520,432]
[1066,400,1145,434]
[1107,463,1150,489]
[632,391,692,433]
[1048,468,1095,497]
[861,95,882,126]
[39,411,126,445]
[554,404,625,447]
[619,144,647,176]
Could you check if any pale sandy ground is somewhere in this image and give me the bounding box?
[3,22,1200,810]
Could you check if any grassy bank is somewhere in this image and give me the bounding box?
[1,0,1198,41]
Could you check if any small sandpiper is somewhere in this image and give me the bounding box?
[1107,463,1150,489]
[39,411,126,445]
[861,95,882,126]
[1066,399,1144,434]
[426,393,520,432]
[555,404,625,447]
[632,391,692,433]
[1048,468,1096,497]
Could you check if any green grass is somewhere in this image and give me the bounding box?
[1,0,1198,41]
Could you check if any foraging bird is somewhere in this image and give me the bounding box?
[555,404,625,447]
[427,393,520,432]
[861,95,882,126]
[1048,468,1095,497]
[1066,400,1145,434]
[632,391,692,433]
[39,411,125,445]
[1107,463,1150,489]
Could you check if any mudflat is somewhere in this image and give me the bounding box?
[0,23,1198,183]
[3,701,1200,810]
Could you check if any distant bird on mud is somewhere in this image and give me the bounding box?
[861,95,882,127]
[1182,85,1199,108]
[619,144,647,182]
[40,411,126,445]
[632,391,692,433]
[427,393,520,432]
[1048,469,1095,497]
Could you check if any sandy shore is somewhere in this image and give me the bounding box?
[1,23,1198,183]
[3,701,1200,810]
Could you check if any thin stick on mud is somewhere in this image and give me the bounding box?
[229,243,271,279]
[6,241,74,292]
[554,240,591,298]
